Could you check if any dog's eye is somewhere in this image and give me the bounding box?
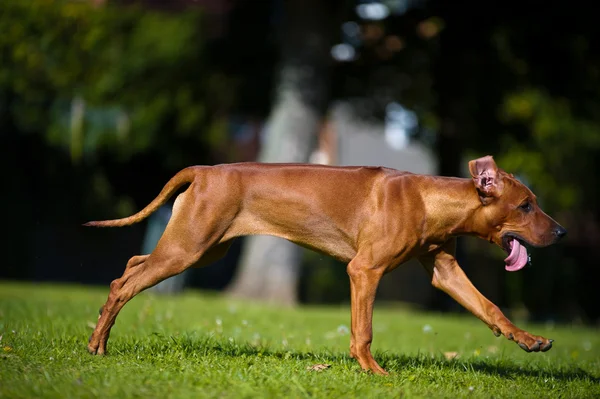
[519,201,532,213]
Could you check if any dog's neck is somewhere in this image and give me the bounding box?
[422,177,489,242]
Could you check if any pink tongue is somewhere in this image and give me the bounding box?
[504,239,528,271]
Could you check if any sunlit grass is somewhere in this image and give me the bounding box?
[0,282,598,398]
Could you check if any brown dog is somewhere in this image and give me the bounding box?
[85,155,566,375]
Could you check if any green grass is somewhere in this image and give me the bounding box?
[0,282,598,398]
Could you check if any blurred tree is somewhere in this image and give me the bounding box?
[226,0,346,305]
[226,0,446,306]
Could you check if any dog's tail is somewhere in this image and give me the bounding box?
[83,166,199,228]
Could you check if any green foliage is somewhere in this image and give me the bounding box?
[1,282,599,398]
[0,0,229,164]
[499,88,600,212]
[483,17,600,217]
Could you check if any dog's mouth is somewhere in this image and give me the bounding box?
[502,234,532,272]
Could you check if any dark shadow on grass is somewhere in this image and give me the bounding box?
[112,334,599,383]
[377,353,600,383]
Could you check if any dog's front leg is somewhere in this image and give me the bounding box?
[419,239,553,353]
[347,256,388,375]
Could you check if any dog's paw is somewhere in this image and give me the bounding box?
[87,346,105,355]
[507,330,553,352]
[87,336,105,355]
[87,344,99,355]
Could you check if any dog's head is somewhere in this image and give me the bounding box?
[468,155,566,272]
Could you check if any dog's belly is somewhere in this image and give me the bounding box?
[226,206,357,262]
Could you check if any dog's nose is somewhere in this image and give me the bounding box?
[553,226,567,239]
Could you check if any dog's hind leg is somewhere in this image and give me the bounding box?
[97,255,149,318]
[88,189,237,355]
[87,249,202,355]
[125,255,149,270]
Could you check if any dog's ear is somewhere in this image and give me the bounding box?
[468,155,503,204]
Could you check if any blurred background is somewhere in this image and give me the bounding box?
[2,0,599,325]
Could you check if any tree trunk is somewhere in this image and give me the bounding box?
[226,0,344,305]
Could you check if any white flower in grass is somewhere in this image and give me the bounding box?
[583,341,592,351]
[337,325,349,335]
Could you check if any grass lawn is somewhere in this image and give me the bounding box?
[0,281,598,398]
